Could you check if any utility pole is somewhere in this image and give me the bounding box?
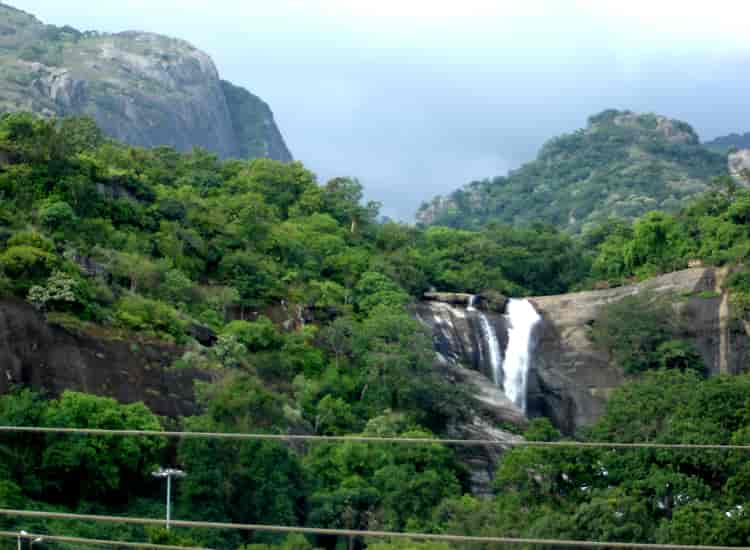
[152,467,187,530]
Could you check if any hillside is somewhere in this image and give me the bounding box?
[705,131,750,153]
[2,112,750,547]
[0,2,292,161]
[417,109,727,232]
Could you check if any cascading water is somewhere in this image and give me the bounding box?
[420,294,541,415]
[502,299,541,413]
[468,295,503,386]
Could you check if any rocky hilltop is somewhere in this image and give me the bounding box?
[0,2,292,161]
[705,131,750,153]
[417,109,727,232]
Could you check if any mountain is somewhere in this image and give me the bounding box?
[704,131,750,153]
[0,2,292,161]
[417,109,727,232]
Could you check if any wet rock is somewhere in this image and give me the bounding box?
[187,323,217,347]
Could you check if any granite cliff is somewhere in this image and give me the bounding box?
[418,267,749,435]
[0,299,212,417]
[0,2,292,161]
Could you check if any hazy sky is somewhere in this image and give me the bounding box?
[11,0,750,219]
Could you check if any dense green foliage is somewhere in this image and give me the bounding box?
[418,110,727,232]
[0,112,581,548]
[1,111,750,549]
[590,293,706,375]
[586,176,750,285]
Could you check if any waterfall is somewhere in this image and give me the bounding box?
[502,299,541,413]
[468,296,503,386]
[418,293,540,415]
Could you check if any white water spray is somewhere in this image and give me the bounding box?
[502,299,541,413]
[469,298,504,386]
[479,315,503,386]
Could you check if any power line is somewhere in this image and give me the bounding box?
[0,426,748,450]
[0,530,208,549]
[0,509,747,550]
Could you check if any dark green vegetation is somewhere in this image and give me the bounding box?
[436,371,750,547]
[586,176,750,285]
[705,132,750,153]
[0,112,584,548]
[418,110,728,232]
[590,293,706,375]
[0,111,749,548]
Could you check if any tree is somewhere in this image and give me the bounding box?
[589,293,702,374]
[38,391,164,503]
[27,270,79,312]
[353,272,410,314]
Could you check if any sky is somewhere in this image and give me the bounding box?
[10,0,750,219]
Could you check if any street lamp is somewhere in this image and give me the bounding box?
[152,467,187,530]
[17,532,43,550]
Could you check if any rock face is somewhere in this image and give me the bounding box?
[530,267,747,433]
[0,3,292,161]
[414,300,510,384]
[418,268,749,437]
[0,299,211,417]
[729,149,750,185]
[415,299,524,494]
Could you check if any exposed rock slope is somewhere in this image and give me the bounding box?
[0,2,292,161]
[0,299,211,417]
[418,268,748,435]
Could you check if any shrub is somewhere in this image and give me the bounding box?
[7,230,54,251]
[0,245,58,291]
[220,317,282,352]
[114,295,188,341]
[590,293,704,375]
[27,270,79,311]
[39,201,76,232]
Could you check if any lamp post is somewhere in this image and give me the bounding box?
[17,533,43,549]
[152,467,186,530]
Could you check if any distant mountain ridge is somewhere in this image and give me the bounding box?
[704,132,750,153]
[0,2,292,161]
[417,109,728,232]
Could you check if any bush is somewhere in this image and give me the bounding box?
[590,293,704,374]
[39,201,76,232]
[7,230,54,251]
[0,245,58,291]
[114,295,188,341]
[220,317,282,352]
[27,270,79,311]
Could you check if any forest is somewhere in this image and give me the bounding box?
[417,110,728,232]
[1,112,750,548]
